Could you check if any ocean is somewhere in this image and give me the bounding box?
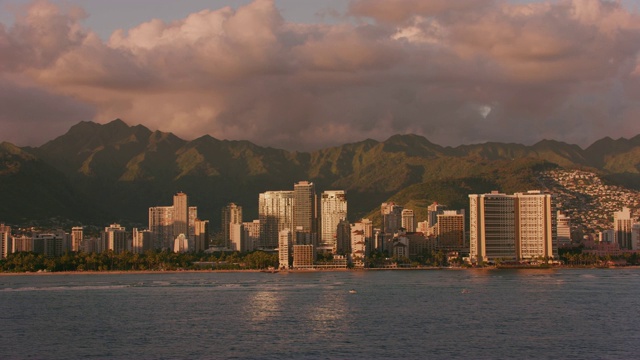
[1,269,638,359]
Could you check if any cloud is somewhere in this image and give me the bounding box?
[1,0,640,149]
[0,74,96,146]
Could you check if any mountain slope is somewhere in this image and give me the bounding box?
[2,119,638,228]
[0,142,99,223]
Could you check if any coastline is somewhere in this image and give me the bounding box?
[1,265,635,276]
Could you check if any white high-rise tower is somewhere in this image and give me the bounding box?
[320,190,347,252]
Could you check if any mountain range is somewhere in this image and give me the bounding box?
[1,119,639,230]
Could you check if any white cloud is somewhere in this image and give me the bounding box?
[0,0,639,149]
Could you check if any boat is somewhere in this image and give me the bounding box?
[349,289,357,294]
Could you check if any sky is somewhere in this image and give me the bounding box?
[1,0,640,150]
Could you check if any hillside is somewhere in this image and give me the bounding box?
[0,119,638,229]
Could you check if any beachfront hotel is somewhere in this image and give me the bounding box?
[469,191,557,264]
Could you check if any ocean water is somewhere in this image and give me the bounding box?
[0,269,639,359]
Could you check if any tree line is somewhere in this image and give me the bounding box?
[1,247,637,273]
[0,250,279,273]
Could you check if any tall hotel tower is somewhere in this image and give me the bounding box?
[149,206,174,250]
[381,203,403,234]
[149,192,198,250]
[259,191,294,249]
[436,210,465,251]
[320,190,347,252]
[294,181,317,235]
[614,207,633,249]
[469,191,556,263]
[173,192,189,237]
[71,226,83,252]
[0,224,10,259]
[222,203,243,250]
[401,209,415,232]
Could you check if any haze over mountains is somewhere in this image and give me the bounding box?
[1,119,639,229]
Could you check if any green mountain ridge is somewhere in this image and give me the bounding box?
[2,119,639,230]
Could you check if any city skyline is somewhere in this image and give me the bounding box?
[1,0,640,150]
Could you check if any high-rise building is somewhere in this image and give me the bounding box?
[515,191,555,260]
[12,235,32,253]
[294,181,317,234]
[222,203,243,249]
[320,190,347,252]
[350,219,373,268]
[401,209,415,232]
[293,244,315,269]
[1,224,11,259]
[149,193,201,251]
[193,219,209,252]
[259,191,294,249]
[173,192,189,237]
[149,206,174,250]
[32,233,64,257]
[102,224,129,253]
[557,211,571,246]
[188,206,198,238]
[469,192,516,263]
[336,219,351,255]
[242,220,260,252]
[381,203,403,234]
[71,226,83,252]
[132,228,152,254]
[614,207,633,250]
[436,210,465,251]
[469,191,556,263]
[278,228,292,269]
[416,220,430,234]
[428,202,446,227]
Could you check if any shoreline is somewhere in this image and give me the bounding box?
[1,265,637,276]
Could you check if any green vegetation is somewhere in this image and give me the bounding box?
[1,119,639,230]
[0,250,278,273]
